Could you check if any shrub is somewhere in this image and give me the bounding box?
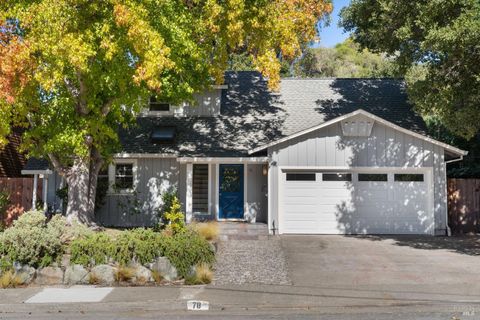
[69,233,113,267]
[110,228,163,266]
[185,263,213,285]
[163,196,185,235]
[69,228,215,279]
[151,270,162,284]
[161,230,215,278]
[191,222,219,241]
[0,270,22,288]
[115,266,135,282]
[88,273,100,285]
[0,211,65,268]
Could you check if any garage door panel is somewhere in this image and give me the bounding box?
[280,169,432,235]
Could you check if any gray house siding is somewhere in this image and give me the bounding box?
[46,171,63,211]
[246,164,268,223]
[96,158,180,227]
[183,90,222,116]
[269,121,447,235]
[140,89,221,117]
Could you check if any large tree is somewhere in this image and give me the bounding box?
[294,38,398,78]
[0,1,331,225]
[340,0,480,139]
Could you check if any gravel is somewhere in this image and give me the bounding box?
[213,238,291,285]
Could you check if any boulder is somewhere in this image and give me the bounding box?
[90,265,116,285]
[133,265,153,284]
[64,265,89,285]
[35,267,64,285]
[148,257,178,281]
[187,265,196,278]
[13,264,36,285]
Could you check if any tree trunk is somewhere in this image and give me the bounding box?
[64,151,103,226]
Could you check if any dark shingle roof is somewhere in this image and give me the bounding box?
[23,158,50,171]
[0,129,27,177]
[119,71,428,157]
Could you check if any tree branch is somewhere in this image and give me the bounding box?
[101,99,114,116]
[48,153,69,177]
[75,71,89,115]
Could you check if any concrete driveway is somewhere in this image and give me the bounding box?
[281,235,480,296]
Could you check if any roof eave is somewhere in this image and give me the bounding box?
[248,109,468,157]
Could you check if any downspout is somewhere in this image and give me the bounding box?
[444,155,464,236]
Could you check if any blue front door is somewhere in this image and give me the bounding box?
[219,164,244,219]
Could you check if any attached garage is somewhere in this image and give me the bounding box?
[279,169,433,234]
[249,109,467,236]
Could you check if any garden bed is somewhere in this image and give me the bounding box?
[0,211,218,288]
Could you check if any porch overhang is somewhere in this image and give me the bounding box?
[177,157,269,164]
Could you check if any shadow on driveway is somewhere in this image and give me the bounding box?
[350,235,480,256]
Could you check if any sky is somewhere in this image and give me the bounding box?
[315,0,351,48]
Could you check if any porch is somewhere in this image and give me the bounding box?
[181,158,269,225]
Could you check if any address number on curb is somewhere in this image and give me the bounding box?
[187,300,209,311]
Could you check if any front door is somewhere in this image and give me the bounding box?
[219,164,244,219]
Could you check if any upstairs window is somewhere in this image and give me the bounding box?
[149,96,170,112]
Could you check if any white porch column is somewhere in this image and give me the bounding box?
[32,174,38,210]
[267,162,273,234]
[42,175,48,211]
[186,163,193,223]
[244,163,250,222]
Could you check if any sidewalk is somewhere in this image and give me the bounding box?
[1,283,480,316]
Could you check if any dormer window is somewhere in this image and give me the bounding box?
[149,96,170,112]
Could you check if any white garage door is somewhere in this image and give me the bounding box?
[279,170,433,235]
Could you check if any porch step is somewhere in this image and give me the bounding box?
[218,222,269,241]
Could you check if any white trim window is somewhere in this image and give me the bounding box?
[108,160,138,194]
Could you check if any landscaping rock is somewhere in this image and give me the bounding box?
[61,254,71,268]
[187,265,196,278]
[90,265,116,285]
[148,257,178,281]
[64,265,89,285]
[35,267,64,285]
[13,264,36,285]
[133,265,153,284]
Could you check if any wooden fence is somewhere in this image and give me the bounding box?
[448,178,480,234]
[0,178,42,226]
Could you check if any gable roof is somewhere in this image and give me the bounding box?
[118,71,463,157]
[249,109,467,156]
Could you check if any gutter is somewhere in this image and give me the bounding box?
[445,155,464,164]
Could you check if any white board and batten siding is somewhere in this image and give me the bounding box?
[269,121,448,235]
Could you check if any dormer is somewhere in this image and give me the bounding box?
[140,85,227,118]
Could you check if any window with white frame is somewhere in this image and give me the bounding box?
[149,96,170,112]
[109,160,137,193]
